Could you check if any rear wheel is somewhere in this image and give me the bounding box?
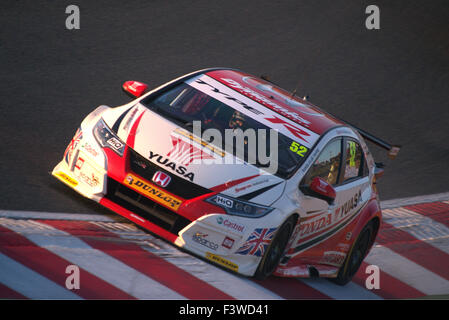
[254,216,296,280]
[331,222,373,285]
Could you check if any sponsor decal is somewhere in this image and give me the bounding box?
[192,232,219,251]
[173,128,225,157]
[221,77,315,127]
[241,76,325,117]
[299,214,333,238]
[193,79,263,117]
[73,157,101,188]
[64,128,82,164]
[152,171,171,188]
[123,173,183,211]
[148,151,195,181]
[337,242,351,250]
[167,135,215,166]
[74,157,84,170]
[81,142,99,157]
[216,217,245,233]
[214,196,233,208]
[298,191,362,239]
[292,190,366,253]
[320,251,346,267]
[205,252,239,272]
[189,76,319,148]
[300,146,321,173]
[78,171,100,187]
[335,190,362,219]
[289,141,309,158]
[55,172,78,187]
[315,178,330,193]
[221,236,235,249]
[235,228,277,257]
[123,107,139,131]
[106,137,124,151]
[234,178,269,193]
[265,115,311,143]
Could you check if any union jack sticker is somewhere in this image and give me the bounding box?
[64,128,83,164]
[235,228,277,257]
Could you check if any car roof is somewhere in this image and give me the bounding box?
[205,69,345,136]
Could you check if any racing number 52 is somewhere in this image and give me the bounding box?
[290,141,308,157]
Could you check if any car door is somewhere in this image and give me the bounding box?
[294,137,344,254]
[332,137,370,230]
[293,136,370,262]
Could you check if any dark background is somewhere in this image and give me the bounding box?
[0,0,448,214]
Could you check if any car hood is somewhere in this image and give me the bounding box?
[102,103,285,206]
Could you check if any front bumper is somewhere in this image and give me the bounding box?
[52,121,283,277]
[52,128,107,202]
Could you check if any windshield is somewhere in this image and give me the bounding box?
[141,81,310,178]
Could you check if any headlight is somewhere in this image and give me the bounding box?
[93,118,126,156]
[206,194,274,218]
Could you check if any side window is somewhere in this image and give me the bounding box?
[302,139,342,186]
[342,140,365,182]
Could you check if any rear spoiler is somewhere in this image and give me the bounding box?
[341,120,401,160]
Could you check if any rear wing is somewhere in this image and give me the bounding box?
[339,119,401,160]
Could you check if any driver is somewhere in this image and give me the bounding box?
[229,111,245,129]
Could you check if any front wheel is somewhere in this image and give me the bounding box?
[254,216,296,280]
[331,222,373,286]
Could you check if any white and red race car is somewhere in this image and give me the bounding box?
[53,68,400,284]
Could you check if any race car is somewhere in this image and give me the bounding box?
[52,67,400,284]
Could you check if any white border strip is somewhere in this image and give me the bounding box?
[0,210,116,222]
[380,192,449,210]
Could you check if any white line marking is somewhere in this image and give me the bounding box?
[0,218,185,300]
[0,253,82,300]
[0,190,448,299]
[365,245,449,295]
[381,192,449,209]
[0,210,116,222]
[382,207,449,254]
[299,278,382,300]
[95,222,284,300]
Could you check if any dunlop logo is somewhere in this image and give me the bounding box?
[205,252,239,272]
[123,173,183,211]
[55,172,78,187]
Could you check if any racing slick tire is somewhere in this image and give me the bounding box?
[331,221,374,286]
[254,215,296,280]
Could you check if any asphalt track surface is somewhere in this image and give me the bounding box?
[0,0,449,304]
[0,2,448,213]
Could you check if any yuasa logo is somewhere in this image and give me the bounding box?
[215,196,233,208]
[152,171,171,187]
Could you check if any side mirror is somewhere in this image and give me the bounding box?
[122,81,149,98]
[300,177,336,205]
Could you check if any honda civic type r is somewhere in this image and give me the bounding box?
[53,68,399,284]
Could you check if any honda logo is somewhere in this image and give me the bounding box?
[152,171,171,187]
